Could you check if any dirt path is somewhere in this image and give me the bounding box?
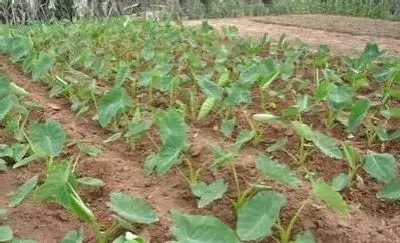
[184,15,400,56]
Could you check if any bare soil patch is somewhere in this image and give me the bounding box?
[184,15,400,56]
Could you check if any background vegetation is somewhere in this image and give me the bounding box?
[1,0,399,25]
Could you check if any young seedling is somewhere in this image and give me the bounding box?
[331,143,361,191]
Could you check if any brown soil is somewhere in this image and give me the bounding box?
[184,15,400,56]
[1,16,400,242]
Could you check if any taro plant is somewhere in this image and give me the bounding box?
[332,147,399,195]
[290,121,343,165]
[169,154,349,243]
[144,109,189,175]
[325,81,353,128]
[35,160,158,242]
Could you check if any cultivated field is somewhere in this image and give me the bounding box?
[0,15,399,243]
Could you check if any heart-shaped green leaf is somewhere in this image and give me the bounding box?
[9,175,38,207]
[331,173,348,192]
[327,83,352,110]
[108,192,158,224]
[256,154,302,188]
[346,99,370,133]
[312,179,349,214]
[376,179,400,200]
[29,119,65,157]
[312,132,343,159]
[363,153,396,184]
[191,179,228,208]
[97,87,132,127]
[236,190,286,241]
[170,210,240,243]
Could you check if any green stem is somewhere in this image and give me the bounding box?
[278,197,311,243]
[231,164,241,203]
[327,109,336,128]
[260,86,266,111]
[298,137,308,165]
[241,107,260,145]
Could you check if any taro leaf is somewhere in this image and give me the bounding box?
[376,179,400,200]
[232,129,254,153]
[11,143,30,162]
[312,179,349,214]
[8,35,31,62]
[267,137,288,152]
[140,45,155,61]
[217,68,230,86]
[144,110,188,175]
[362,153,396,184]
[291,121,313,141]
[61,227,84,243]
[0,74,10,97]
[0,96,12,121]
[376,126,400,142]
[198,97,217,120]
[32,51,55,81]
[346,99,370,133]
[219,118,236,137]
[77,177,105,187]
[97,87,132,127]
[195,71,222,98]
[191,179,228,208]
[170,210,240,243]
[295,230,315,243]
[9,175,38,207]
[260,58,280,90]
[280,58,294,80]
[238,64,262,86]
[10,238,37,243]
[29,119,65,157]
[311,132,343,159]
[10,83,28,97]
[34,161,72,208]
[326,83,352,110]
[331,173,348,192]
[314,81,328,100]
[145,146,182,175]
[360,42,385,62]
[385,107,400,119]
[296,94,311,112]
[124,120,153,139]
[342,143,358,169]
[222,83,251,108]
[114,62,130,87]
[256,154,302,188]
[103,132,123,143]
[209,144,234,170]
[108,192,158,224]
[0,225,13,242]
[12,155,39,169]
[236,190,286,241]
[252,112,279,123]
[77,143,102,157]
